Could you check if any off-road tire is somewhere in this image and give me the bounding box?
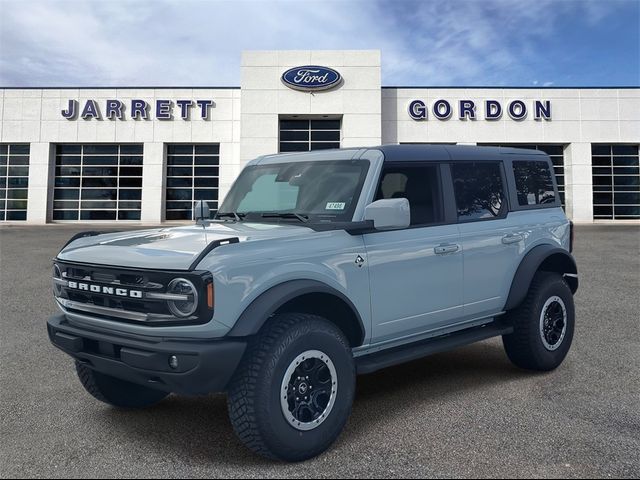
[75,361,169,408]
[503,271,575,371]
[227,313,356,462]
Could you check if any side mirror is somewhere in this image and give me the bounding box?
[364,198,410,230]
[193,200,211,223]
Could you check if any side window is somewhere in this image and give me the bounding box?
[451,162,506,221]
[513,160,557,206]
[375,164,443,226]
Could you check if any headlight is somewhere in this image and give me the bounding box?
[52,264,63,296]
[166,278,198,318]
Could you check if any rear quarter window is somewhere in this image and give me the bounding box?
[512,160,557,206]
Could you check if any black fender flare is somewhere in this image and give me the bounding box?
[504,245,578,311]
[227,279,366,345]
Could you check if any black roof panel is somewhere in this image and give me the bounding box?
[372,144,545,162]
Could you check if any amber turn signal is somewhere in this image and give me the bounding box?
[207,282,214,309]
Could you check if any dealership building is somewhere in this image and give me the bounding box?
[0,50,638,224]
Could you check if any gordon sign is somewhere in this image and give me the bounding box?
[408,99,552,121]
[61,99,215,120]
[281,66,342,92]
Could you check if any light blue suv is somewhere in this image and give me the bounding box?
[47,145,578,461]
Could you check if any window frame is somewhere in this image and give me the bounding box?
[52,143,143,222]
[478,144,566,208]
[450,160,511,223]
[503,155,561,212]
[218,159,371,224]
[278,118,341,153]
[511,159,560,209]
[165,143,220,221]
[0,143,30,221]
[591,144,640,220]
[373,162,457,229]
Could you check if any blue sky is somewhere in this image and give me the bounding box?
[0,0,638,87]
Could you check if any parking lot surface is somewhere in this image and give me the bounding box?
[1,224,639,478]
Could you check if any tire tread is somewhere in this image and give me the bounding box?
[227,312,352,461]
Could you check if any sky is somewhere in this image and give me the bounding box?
[0,0,638,87]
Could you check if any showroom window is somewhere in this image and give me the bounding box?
[479,144,565,207]
[592,144,640,220]
[165,144,219,220]
[0,144,30,221]
[279,119,341,152]
[53,144,143,221]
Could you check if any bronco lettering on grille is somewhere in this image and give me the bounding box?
[67,281,143,298]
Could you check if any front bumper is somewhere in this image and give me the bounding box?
[47,313,246,395]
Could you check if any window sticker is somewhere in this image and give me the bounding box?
[326,202,346,210]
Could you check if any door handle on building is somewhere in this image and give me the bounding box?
[434,244,460,255]
[502,234,524,244]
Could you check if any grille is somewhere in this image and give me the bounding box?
[53,261,212,326]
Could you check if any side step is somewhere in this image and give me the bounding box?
[356,322,514,375]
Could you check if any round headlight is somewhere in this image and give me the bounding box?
[166,278,198,318]
[52,264,63,296]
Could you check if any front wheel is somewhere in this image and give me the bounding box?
[502,271,575,371]
[227,313,355,462]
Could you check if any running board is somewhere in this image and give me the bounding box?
[356,322,514,375]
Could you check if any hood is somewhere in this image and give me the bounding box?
[57,222,314,270]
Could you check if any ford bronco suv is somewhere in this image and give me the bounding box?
[47,145,577,462]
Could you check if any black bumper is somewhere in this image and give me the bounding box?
[47,313,246,395]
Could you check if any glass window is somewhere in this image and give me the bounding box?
[165,144,219,220]
[451,162,506,221]
[53,144,143,221]
[279,119,341,153]
[479,144,565,208]
[218,160,369,223]
[592,144,640,219]
[375,165,443,226]
[0,144,29,221]
[512,161,557,206]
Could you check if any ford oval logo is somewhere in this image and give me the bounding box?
[281,66,342,92]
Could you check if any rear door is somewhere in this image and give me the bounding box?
[364,162,464,344]
[451,161,520,318]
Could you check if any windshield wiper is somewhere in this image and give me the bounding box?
[260,212,309,223]
[216,212,245,221]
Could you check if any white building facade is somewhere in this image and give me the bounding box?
[1,50,638,224]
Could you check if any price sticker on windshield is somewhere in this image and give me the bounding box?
[326,202,346,211]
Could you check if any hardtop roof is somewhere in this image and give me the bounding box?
[254,144,546,165]
[373,144,545,162]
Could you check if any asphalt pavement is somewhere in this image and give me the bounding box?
[1,224,639,478]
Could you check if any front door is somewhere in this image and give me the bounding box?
[364,163,464,344]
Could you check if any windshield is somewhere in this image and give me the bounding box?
[217,159,370,223]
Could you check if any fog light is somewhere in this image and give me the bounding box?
[168,355,179,370]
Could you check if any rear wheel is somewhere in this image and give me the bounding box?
[75,361,169,408]
[502,271,575,371]
[227,313,355,462]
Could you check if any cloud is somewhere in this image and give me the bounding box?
[0,0,635,87]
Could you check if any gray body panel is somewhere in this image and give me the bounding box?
[53,145,573,361]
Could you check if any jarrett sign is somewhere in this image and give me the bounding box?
[408,99,552,121]
[61,99,215,120]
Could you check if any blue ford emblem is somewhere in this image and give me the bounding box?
[281,66,342,92]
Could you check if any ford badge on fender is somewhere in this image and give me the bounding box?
[281,65,342,91]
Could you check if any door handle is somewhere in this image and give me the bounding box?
[434,244,459,255]
[502,234,524,245]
